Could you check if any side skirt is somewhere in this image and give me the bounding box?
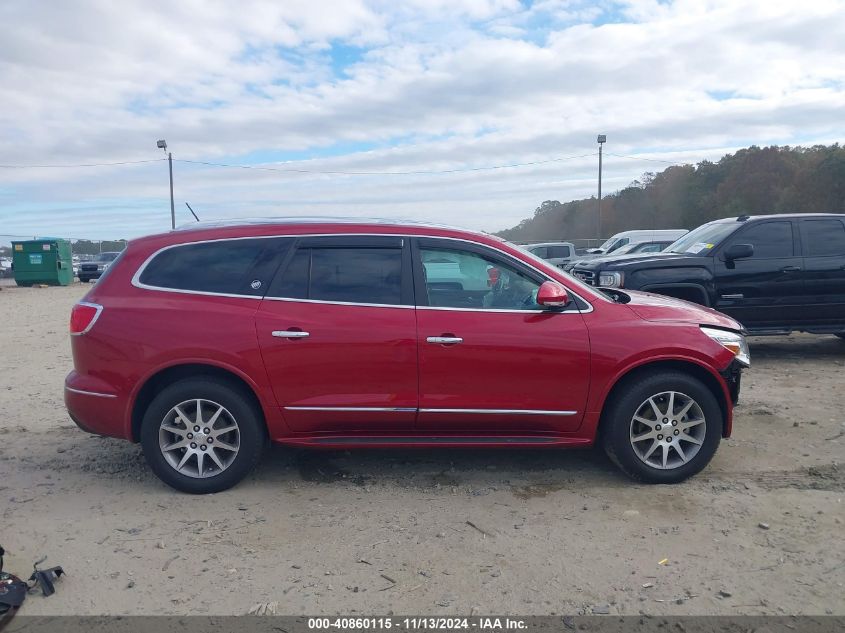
[272,435,593,449]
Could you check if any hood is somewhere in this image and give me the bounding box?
[623,290,743,331]
[575,251,695,269]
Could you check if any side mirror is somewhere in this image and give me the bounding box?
[537,281,569,308]
[725,243,754,261]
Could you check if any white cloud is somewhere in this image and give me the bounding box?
[1,0,843,239]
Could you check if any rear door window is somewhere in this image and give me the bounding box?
[267,237,410,306]
[138,238,290,296]
[802,219,845,256]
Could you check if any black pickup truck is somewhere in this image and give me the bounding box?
[570,214,845,336]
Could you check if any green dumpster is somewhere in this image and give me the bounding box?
[11,239,74,286]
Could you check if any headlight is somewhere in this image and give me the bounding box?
[701,326,750,367]
[598,271,624,288]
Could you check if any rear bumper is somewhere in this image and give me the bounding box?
[64,371,129,439]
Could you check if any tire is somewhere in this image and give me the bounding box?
[79,277,91,283]
[140,378,266,494]
[602,370,722,484]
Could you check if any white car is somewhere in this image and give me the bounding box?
[589,229,688,256]
[522,242,577,267]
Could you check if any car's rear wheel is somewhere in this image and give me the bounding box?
[140,378,265,494]
[602,371,722,484]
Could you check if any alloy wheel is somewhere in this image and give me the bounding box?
[158,399,241,478]
[629,391,706,470]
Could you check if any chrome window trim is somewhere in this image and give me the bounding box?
[70,301,104,336]
[64,385,118,399]
[264,296,414,309]
[131,232,595,312]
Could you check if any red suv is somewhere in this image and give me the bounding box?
[65,219,749,493]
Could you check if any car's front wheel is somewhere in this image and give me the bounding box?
[140,378,265,493]
[602,370,722,484]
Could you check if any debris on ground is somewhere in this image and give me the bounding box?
[247,601,278,616]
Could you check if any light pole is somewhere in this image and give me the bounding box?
[157,139,175,230]
[597,134,606,244]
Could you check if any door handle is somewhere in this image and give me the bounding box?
[780,266,802,272]
[427,335,463,345]
[272,330,310,339]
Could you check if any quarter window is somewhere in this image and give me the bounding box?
[730,222,794,258]
[803,219,845,256]
[138,238,289,295]
[420,246,541,310]
[268,247,403,305]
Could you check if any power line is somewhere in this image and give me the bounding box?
[607,152,683,165]
[0,158,166,169]
[174,153,598,175]
[0,151,688,174]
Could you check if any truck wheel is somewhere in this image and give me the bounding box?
[140,378,266,494]
[602,370,722,484]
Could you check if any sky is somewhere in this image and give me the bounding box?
[1,0,844,241]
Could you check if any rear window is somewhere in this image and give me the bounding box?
[138,238,290,295]
[547,245,571,258]
[803,219,845,256]
[267,247,403,305]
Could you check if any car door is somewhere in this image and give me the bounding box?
[713,219,804,328]
[798,217,845,326]
[255,235,418,433]
[413,237,590,434]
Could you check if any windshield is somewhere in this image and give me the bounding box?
[96,252,120,262]
[665,222,737,255]
[599,236,619,253]
[612,243,638,255]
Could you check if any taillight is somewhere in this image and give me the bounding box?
[70,302,103,336]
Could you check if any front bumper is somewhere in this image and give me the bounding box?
[720,359,743,406]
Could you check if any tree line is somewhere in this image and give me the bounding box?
[496,144,845,242]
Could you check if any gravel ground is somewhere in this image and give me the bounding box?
[0,282,843,616]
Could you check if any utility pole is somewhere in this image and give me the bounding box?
[597,134,606,244]
[157,139,175,229]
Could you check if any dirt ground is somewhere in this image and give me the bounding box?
[0,281,842,616]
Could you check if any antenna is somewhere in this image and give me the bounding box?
[185,202,200,222]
